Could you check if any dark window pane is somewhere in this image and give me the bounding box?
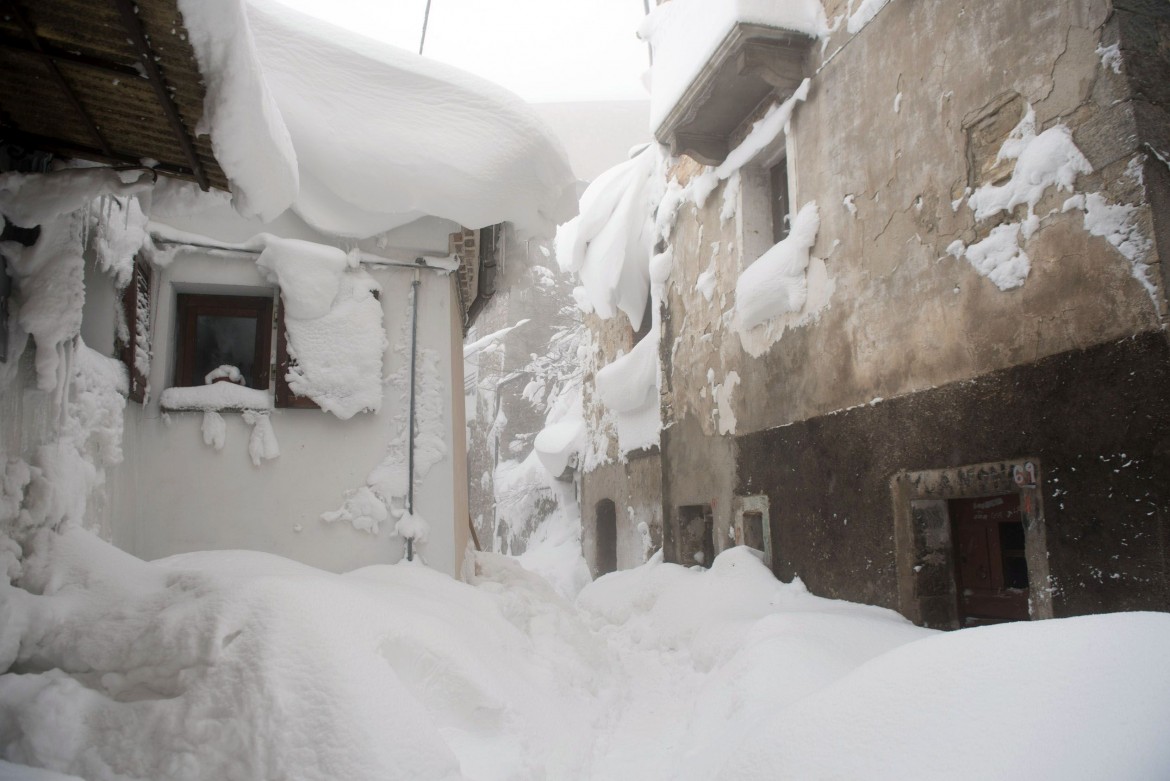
[770,159,790,243]
[194,315,258,386]
[1000,521,1029,589]
[743,511,765,551]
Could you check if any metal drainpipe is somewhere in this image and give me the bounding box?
[406,266,422,561]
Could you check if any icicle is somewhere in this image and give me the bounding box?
[81,200,91,249]
[242,410,280,466]
[55,337,76,431]
[201,411,226,451]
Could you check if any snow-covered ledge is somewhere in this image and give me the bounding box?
[160,384,273,412]
[640,0,823,164]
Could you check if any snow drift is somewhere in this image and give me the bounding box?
[2,531,1168,780]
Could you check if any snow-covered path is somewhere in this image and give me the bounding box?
[2,528,1170,781]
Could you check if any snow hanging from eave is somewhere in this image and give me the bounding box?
[177,0,299,223]
[241,0,579,239]
[639,0,827,134]
[554,147,664,329]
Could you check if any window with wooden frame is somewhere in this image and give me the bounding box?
[769,157,790,243]
[173,293,272,390]
[118,256,152,402]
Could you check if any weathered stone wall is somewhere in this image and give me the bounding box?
[465,227,583,554]
[451,228,480,320]
[581,1,1170,620]
[664,0,1165,442]
[580,452,663,578]
[736,332,1170,618]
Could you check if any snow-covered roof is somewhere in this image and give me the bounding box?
[0,0,228,191]
[180,0,579,239]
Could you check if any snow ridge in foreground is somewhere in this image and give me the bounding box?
[1,533,1168,780]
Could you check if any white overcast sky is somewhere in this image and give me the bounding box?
[270,0,652,103]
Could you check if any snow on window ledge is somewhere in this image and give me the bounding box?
[159,383,273,412]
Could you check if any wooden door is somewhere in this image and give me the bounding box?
[949,494,1030,626]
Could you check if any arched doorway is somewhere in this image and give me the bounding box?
[596,499,617,576]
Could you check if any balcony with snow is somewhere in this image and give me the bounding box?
[642,0,821,165]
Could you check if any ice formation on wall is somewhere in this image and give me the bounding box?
[256,237,386,419]
[90,195,148,288]
[1063,192,1156,297]
[965,107,1091,224]
[201,411,227,451]
[712,369,740,436]
[0,170,161,559]
[0,169,152,391]
[639,0,826,132]
[323,323,447,538]
[242,411,280,466]
[1096,42,1123,75]
[0,343,127,547]
[946,223,1030,292]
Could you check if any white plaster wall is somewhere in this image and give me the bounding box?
[113,249,464,576]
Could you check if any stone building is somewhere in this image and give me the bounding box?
[572,0,1169,628]
[465,102,650,559]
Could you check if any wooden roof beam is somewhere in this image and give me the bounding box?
[4,0,114,157]
[0,32,144,79]
[111,0,209,190]
[0,127,194,181]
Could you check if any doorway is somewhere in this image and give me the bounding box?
[892,458,1051,629]
[595,499,617,576]
[676,504,714,568]
[949,494,1030,626]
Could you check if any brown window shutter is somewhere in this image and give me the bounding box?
[119,256,151,403]
[274,296,319,409]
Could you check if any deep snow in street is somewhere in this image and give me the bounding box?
[2,527,1168,780]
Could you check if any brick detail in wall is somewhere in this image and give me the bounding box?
[451,228,479,317]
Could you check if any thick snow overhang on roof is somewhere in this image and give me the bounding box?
[0,0,578,241]
[641,0,823,165]
[0,0,229,190]
[235,0,578,239]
